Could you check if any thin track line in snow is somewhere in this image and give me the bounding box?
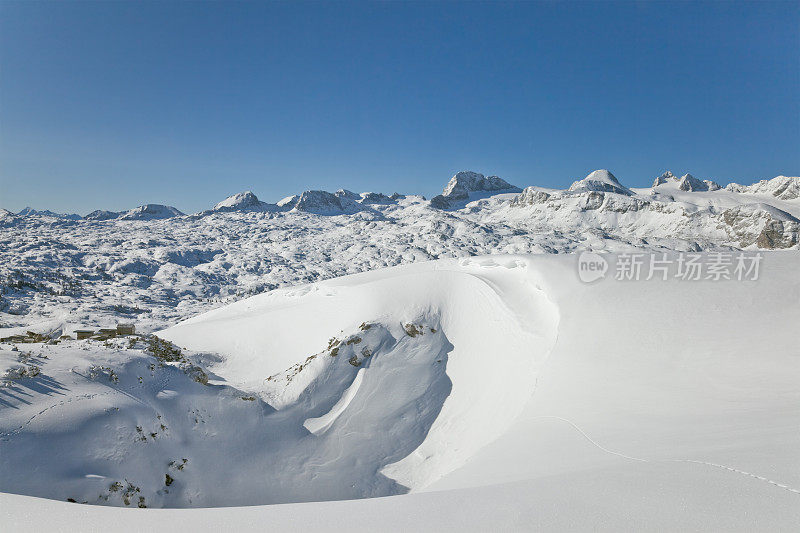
[531,415,800,496]
[675,459,800,495]
[0,392,110,440]
[1,367,166,441]
[529,415,649,463]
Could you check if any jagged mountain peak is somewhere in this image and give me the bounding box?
[653,171,676,187]
[651,171,721,192]
[442,171,517,199]
[677,174,721,192]
[430,171,519,209]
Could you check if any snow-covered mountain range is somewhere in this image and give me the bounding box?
[7,169,798,220]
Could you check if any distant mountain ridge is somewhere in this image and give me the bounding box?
[5,170,798,225]
[17,207,82,220]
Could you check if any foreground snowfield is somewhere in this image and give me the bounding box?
[2,252,798,530]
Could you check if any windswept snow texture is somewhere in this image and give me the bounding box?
[1,253,798,531]
[2,172,798,336]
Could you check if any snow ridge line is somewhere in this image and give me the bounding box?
[532,415,800,496]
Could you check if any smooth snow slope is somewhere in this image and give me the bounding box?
[2,252,799,530]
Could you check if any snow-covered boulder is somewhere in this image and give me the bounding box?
[119,204,184,220]
[84,210,120,221]
[727,176,800,200]
[568,170,632,196]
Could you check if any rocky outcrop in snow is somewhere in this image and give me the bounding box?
[119,204,184,220]
[510,188,551,206]
[720,203,799,249]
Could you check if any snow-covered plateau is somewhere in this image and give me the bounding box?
[1,170,799,530]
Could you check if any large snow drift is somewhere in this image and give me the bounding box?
[158,256,559,491]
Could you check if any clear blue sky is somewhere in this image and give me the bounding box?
[1,1,798,215]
